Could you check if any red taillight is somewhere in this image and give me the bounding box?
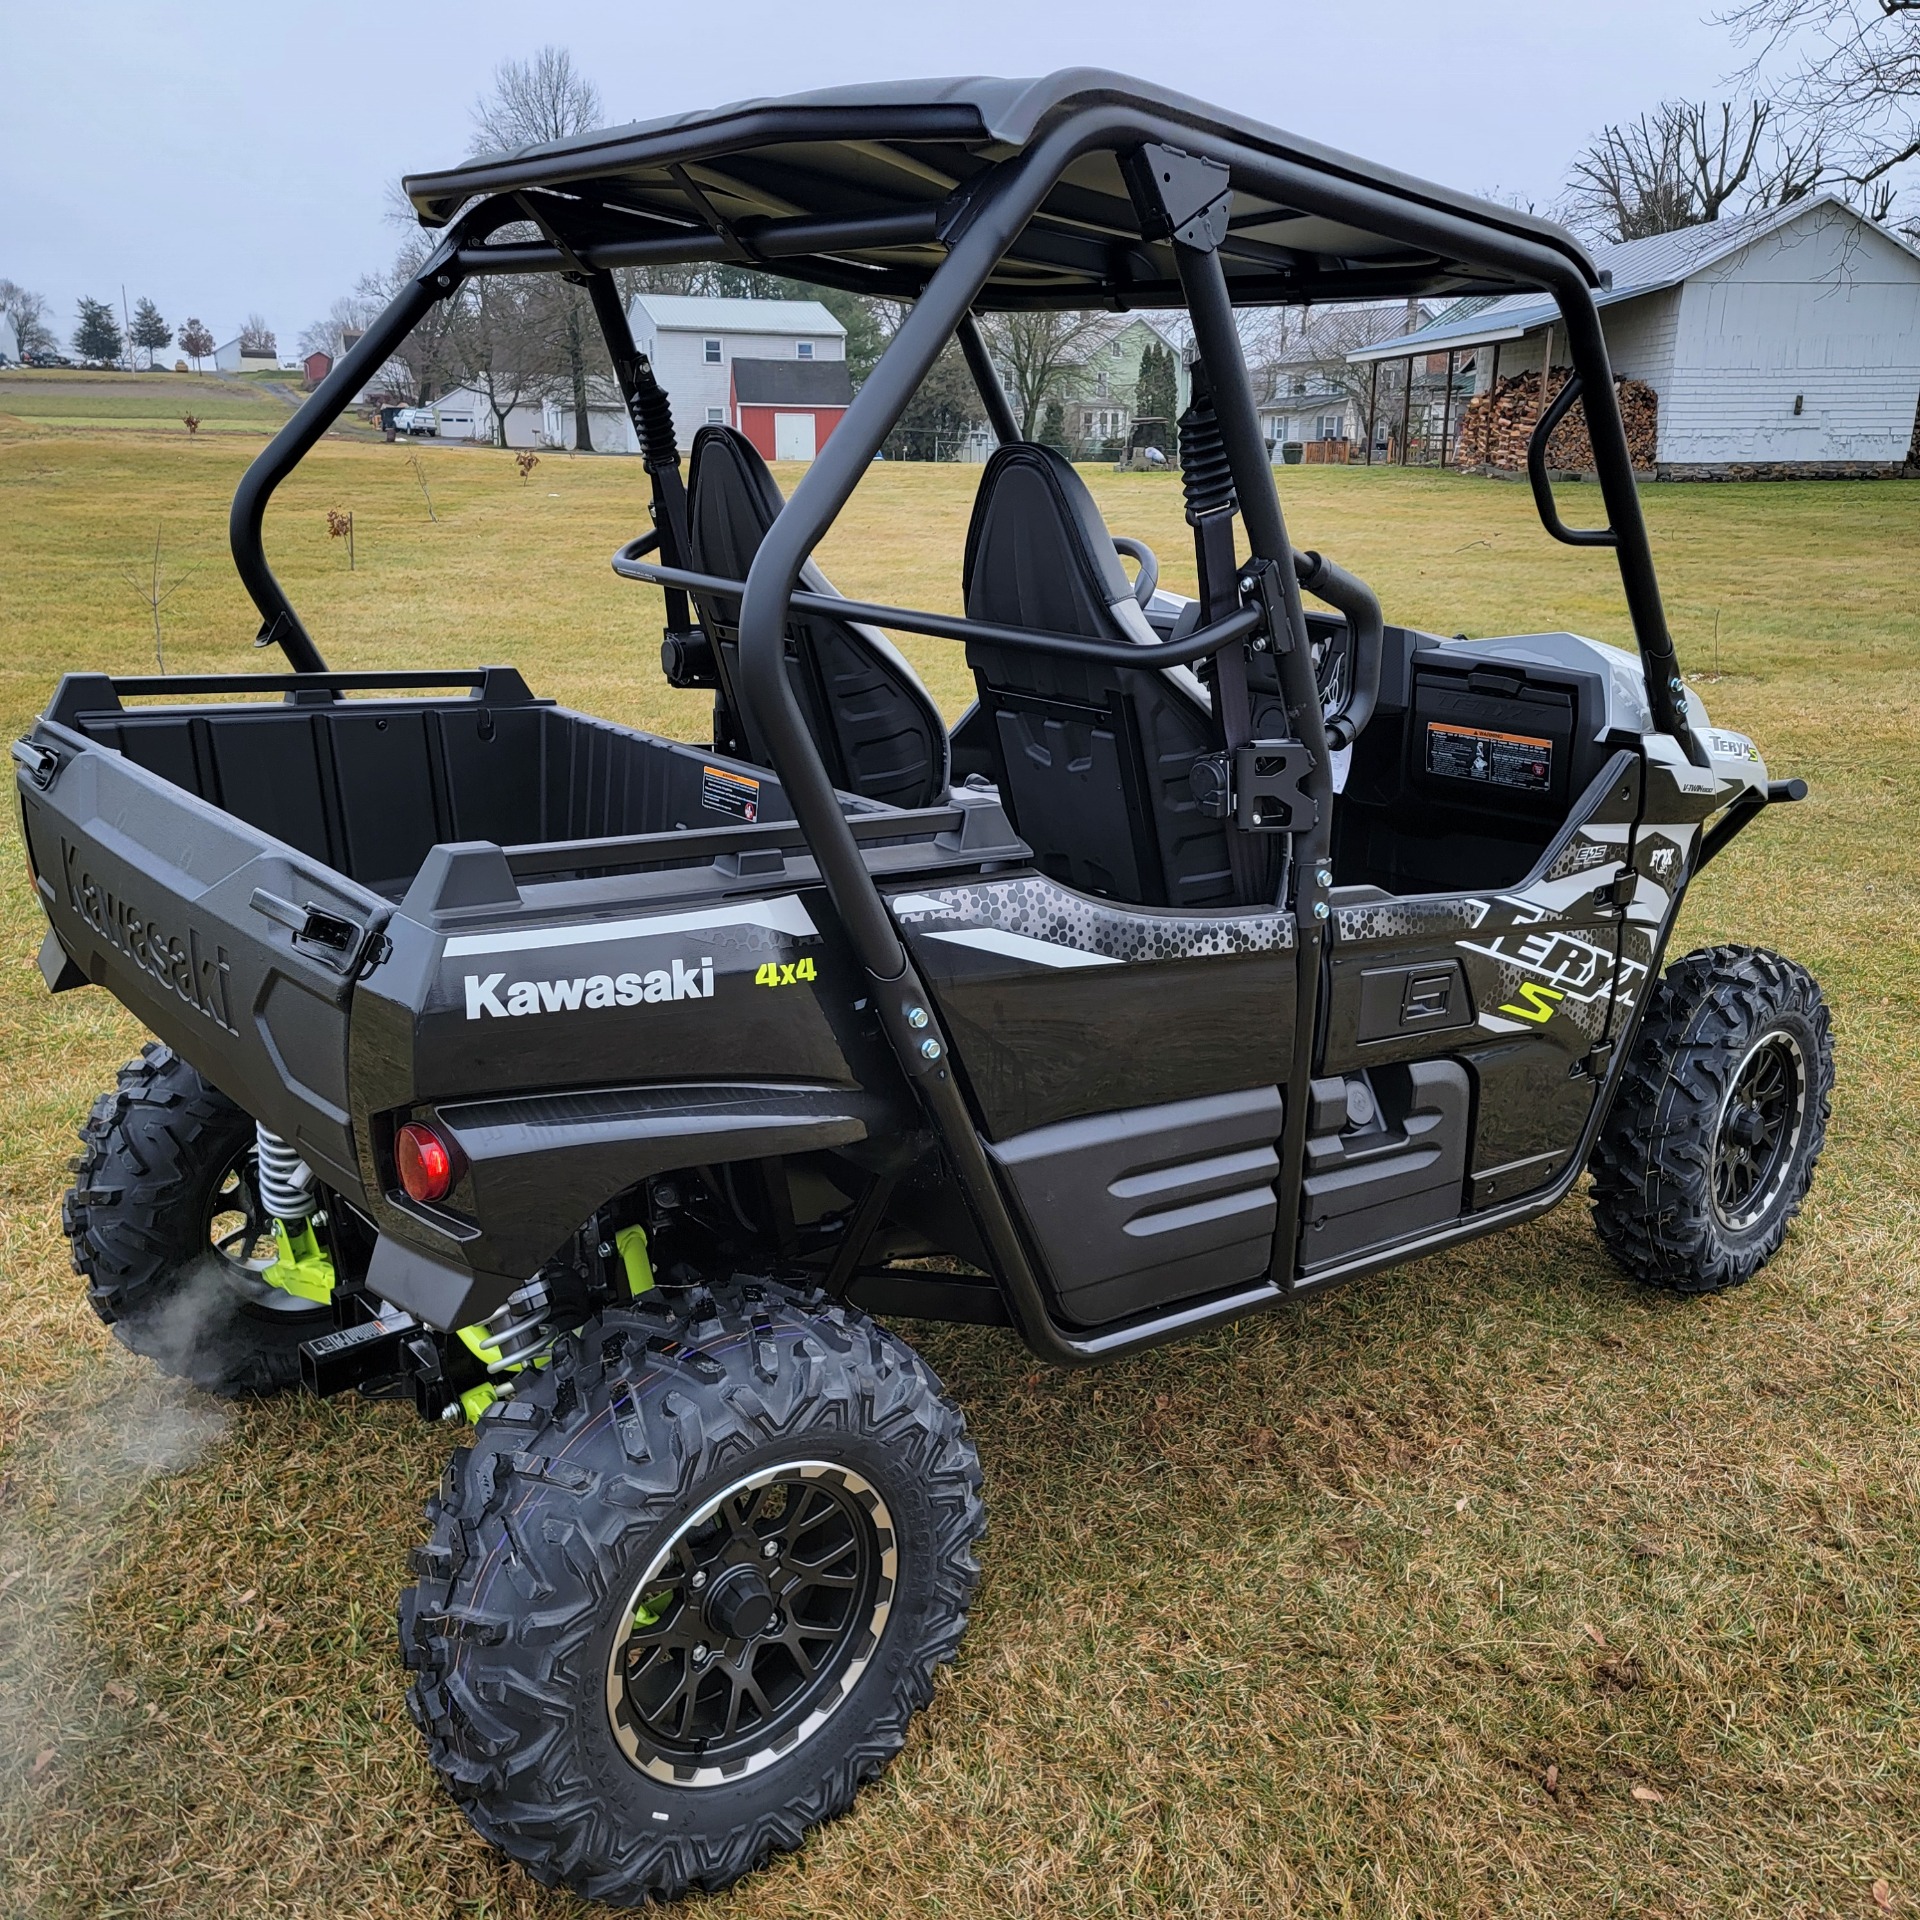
[396,1122,456,1204]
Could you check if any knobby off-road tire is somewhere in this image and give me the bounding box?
[64,1042,329,1396]
[1590,945,1833,1293]
[400,1286,986,1906]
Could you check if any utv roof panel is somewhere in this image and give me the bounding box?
[402,68,1599,310]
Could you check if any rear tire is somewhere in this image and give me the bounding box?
[400,1285,985,1905]
[64,1042,329,1396]
[1589,945,1833,1293]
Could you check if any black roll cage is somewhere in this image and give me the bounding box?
[224,95,1704,1363]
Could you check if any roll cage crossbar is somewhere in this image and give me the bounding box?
[224,85,1705,1363]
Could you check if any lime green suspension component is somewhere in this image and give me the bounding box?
[615,1224,654,1296]
[450,1225,653,1426]
[261,1217,336,1304]
[457,1381,501,1425]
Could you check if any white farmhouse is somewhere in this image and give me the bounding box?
[628,294,848,453]
[1349,195,1920,476]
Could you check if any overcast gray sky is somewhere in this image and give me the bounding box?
[6,0,1754,353]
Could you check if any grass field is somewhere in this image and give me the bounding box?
[0,428,1916,1919]
[0,369,303,438]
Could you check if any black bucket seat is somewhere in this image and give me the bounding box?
[684,425,948,810]
[961,443,1257,909]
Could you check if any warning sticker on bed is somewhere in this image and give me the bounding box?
[701,764,760,821]
[1426,723,1553,792]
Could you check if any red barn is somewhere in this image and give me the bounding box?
[303,350,333,389]
[730,357,853,462]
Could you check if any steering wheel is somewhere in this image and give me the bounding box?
[1111,536,1159,609]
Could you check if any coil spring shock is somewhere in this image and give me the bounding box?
[629,354,679,470]
[254,1125,315,1223]
[1178,386,1236,525]
[467,1279,558,1374]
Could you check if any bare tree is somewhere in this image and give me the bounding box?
[447,272,560,447]
[368,242,463,405]
[471,47,606,450]
[299,286,386,362]
[1562,100,1771,240]
[0,280,53,358]
[1724,0,1920,222]
[238,313,277,356]
[123,526,193,670]
[469,45,603,155]
[979,311,1105,438]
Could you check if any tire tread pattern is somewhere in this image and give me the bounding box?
[64,1040,316,1395]
[399,1285,986,1906]
[1589,944,1832,1293]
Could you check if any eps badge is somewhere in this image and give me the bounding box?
[755,956,818,988]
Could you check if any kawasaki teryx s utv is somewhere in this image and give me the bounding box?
[20,71,1831,1905]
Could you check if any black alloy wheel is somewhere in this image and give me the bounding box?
[608,1460,893,1785]
[1710,1030,1807,1232]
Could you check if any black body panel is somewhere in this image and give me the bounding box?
[888,876,1296,1138]
[1298,1060,1470,1272]
[987,1085,1284,1326]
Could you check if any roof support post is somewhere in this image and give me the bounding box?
[1440,349,1456,467]
[1144,145,1331,1298]
[1366,359,1378,465]
[1399,355,1412,465]
[229,244,459,672]
[957,313,1020,446]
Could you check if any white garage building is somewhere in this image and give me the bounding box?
[1351,195,1920,476]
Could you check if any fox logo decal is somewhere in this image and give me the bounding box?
[464,956,714,1020]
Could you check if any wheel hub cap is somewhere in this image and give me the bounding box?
[704,1566,778,1640]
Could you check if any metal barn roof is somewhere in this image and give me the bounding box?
[400,69,1600,312]
[628,294,847,336]
[1346,194,1920,361]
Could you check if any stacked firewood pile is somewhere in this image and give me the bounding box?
[1454,369,1658,472]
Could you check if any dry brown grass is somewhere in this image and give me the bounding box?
[1,429,1916,1918]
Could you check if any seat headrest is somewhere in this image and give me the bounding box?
[687,424,785,582]
[962,443,1151,642]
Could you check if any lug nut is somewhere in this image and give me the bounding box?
[762,1539,779,1560]
[690,1569,707,1591]
[692,1643,710,1665]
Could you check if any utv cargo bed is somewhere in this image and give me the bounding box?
[19,668,1022,1274]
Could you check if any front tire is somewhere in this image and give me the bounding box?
[1590,945,1833,1293]
[400,1286,985,1905]
[64,1043,330,1395]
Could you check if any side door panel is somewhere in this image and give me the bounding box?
[1319,751,1644,1219]
[890,876,1297,1327]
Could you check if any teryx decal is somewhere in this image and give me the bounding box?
[464,956,714,1020]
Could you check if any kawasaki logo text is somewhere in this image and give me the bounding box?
[62,837,234,1033]
[464,956,714,1020]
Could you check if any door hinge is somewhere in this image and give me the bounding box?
[1573,1036,1616,1080]
[1190,740,1318,832]
[1594,868,1638,913]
